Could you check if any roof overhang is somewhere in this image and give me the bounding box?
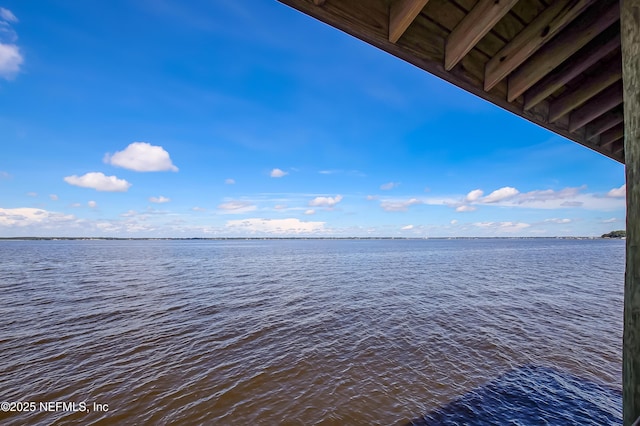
[279,0,624,163]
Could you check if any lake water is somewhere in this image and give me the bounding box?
[0,239,624,425]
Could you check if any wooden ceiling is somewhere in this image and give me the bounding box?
[278,0,625,163]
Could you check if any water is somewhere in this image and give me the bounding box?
[0,239,624,425]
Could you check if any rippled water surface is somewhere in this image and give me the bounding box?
[0,239,624,425]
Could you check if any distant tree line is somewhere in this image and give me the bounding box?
[601,230,626,238]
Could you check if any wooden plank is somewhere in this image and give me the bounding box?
[485,0,596,91]
[569,82,623,132]
[598,124,624,147]
[508,0,620,102]
[548,58,622,122]
[611,139,623,154]
[424,0,505,59]
[524,30,620,111]
[586,108,624,141]
[444,0,518,71]
[389,0,431,43]
[622,0,640,424]
[509,0,547,24]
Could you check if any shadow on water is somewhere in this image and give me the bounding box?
[405,365,621,426]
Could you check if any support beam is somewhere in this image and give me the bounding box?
[586,108,625,140]
[622,0,640,424]
[548,58,622,122]
[445,0,518,71]
[484,0,595,91]
[508,1,619,102]
[524,30,620,110]
[599,124,624,147]
[613,139,624,154]
[389,0,430,43]
[568,82,623,132]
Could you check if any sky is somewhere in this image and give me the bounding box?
[0,1,627,238]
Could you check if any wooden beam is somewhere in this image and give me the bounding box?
[611,139,624,154]
[445,0,518,71]
[586,108,625,140]
[548,58,622,122]
[389,0,430,43]
[312,0,326,5]
[524,30,620,110]
[598,124,624,147]
[484,0,596,92]
[622,0,640,424]
[569,82,623,132]
[508,1,620,102]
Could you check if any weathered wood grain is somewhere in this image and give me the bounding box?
[586,108,625,140]
[524,30,620,111]
[485,0,596,91]
[548,58,622,122]
[445,0,518,70]
[569,82,623,131]
[389,0,431,43]
[622,0,640,424]
[598,124,624,147]
[612,139,624,154]
[508,1,619,102]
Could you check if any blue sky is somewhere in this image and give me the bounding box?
[0,1,626,237]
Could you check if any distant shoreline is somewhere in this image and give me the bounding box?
[0,236,620,241]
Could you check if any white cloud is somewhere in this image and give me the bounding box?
[217,200,256,214]
[0,171,11,180]
[64,172,132,192]
[482,186,519,203]
[70,203,81,208]
[0,8,17,22]
[450,219,458,225]
[104,142,178,172]
[225,178,236,184]
[607,184,626,198]
[380,182,399,190]
[561,201,583,207]
[0,207,75,227]
[380,198,421,212]
[473,221,531,233]
[0,8,22,80]
[515,186,583,204]
[49,194,58,201]
[401,224,414,230]
[274,204,287,210]
[226,217,325,234]
[455,205,476,212]
[450,185,619,211]
[270,168,288,178]
[26,192,37,197]
[304,209,315,215]
[465,189,483,202]
[0,44,22,79]
[366,195,378,201]
[309,195,343,208]
[192,206,206,212]
[544,218,571,224]
[149,196,171,203]
[602,217,619,223]
[88,200,97,208]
